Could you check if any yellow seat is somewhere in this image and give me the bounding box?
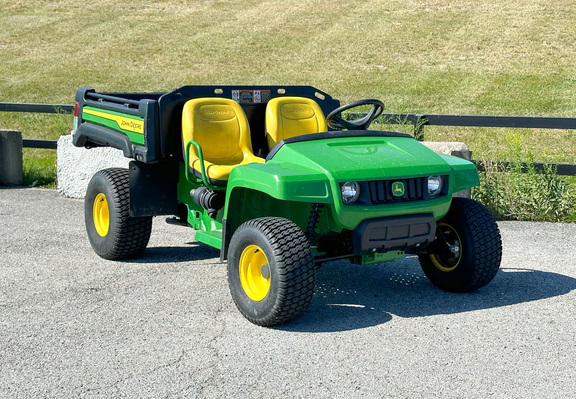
[182,98,264,186]
[265,96,327,150]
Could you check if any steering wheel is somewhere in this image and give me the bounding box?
[326,99,384,130]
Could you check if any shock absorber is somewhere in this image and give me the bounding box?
[307,203,323,242]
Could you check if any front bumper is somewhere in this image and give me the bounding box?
[352,214,436,254]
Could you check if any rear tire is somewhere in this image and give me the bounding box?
[85,168,152,260]
[227,217,315,326]
[419,198,502,292]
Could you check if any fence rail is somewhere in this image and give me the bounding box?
[0,102,74,114]
[2,102,576,175]
[380,113,576,138]
[474,160,576,176]
[22,138,58,149]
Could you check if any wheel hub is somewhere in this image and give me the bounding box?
[93,193,110,237]
[239,245,271,301]
[430,223,462,272]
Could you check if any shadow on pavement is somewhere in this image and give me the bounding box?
[126,242,220,263]
[282,256,576,333]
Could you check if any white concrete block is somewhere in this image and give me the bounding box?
[421,141,471,160]
[57,134,130,198]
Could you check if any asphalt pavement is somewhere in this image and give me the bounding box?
[1,188,575,398]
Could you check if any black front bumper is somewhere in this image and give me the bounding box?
[352,214,436,254]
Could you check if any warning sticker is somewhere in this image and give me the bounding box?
[231,90,271,104]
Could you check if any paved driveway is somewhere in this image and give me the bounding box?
[1,188,575,398]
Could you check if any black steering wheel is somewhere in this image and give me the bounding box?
[326,99,384,130]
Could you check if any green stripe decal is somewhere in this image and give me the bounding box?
[83,107,145,145]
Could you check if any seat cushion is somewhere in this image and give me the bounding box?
[190,152,264,184]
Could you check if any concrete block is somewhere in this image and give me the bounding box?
[57,134,130,198]
[421,141,471,160]
[0,130,24,186]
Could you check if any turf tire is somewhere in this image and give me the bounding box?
[419,198,502,292]
[85,168,152,260]
[227,217,315,326]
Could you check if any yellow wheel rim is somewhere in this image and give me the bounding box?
[93,193,110,237]
[239,245,271,301]
[430,222,462,272]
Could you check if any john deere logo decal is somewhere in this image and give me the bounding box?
[392,181,405,197]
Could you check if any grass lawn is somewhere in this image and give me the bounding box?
[1,0,575,218]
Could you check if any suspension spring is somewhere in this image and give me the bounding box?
[307,203,323,242]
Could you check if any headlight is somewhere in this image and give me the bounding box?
[427,176,443,196]
[341,181,360,203]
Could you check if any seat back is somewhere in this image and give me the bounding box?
[181,97,267,186]
[182,97,253,167]
[265,96,327,150]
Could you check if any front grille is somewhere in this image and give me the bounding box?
[367,177,426,204]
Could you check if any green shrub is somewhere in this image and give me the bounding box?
[473,132,576,222]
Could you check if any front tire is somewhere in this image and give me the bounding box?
[85,168,152,260]
[419,198,502,292]
[227,217,315,326]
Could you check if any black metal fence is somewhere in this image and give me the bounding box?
[2,102,576,175]
[0,102,73,149]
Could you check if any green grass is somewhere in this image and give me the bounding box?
[1,0,575,219]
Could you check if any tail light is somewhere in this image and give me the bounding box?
[72,101,80,132]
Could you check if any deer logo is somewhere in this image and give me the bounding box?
[392,181,405,197]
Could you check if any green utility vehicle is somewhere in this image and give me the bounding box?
[72,85,502,326]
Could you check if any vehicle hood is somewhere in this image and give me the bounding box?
[267,133,453,180]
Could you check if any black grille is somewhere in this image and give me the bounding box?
[367,177,426,204]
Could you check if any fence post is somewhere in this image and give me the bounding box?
[0,129,24,186]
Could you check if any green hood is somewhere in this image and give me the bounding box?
[269,134,453,180]
[227,132,462,204]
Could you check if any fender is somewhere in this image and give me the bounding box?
[224,162,333,214]
[73,122,137,158]
[437,154,480,193]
